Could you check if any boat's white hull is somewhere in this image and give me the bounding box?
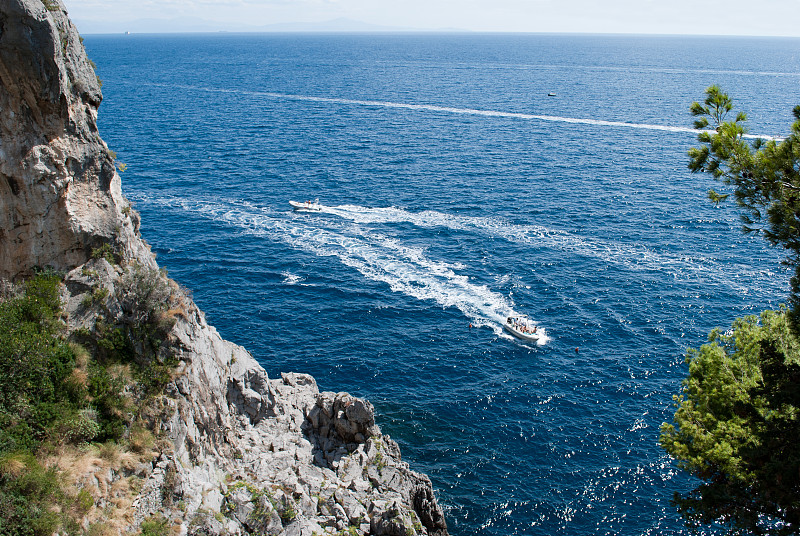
[290,200,322,212]
[504,322,541,343]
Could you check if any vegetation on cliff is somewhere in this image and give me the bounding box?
[0,273,91,536]
[0,265,180,536]
[661,87,800,535]
[0,273,84,454]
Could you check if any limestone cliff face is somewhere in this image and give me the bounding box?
[0,1,448,535]
[62,260,447,535]
[0,0,150,279]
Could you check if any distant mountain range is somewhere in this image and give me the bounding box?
[73,17,465,35]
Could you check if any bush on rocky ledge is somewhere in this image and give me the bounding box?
[0,270,181,536]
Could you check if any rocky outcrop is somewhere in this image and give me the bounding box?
[0,1,448,535]
[0,0,150,279]
[58,258,448,535]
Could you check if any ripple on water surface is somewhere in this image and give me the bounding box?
[87,33,798,535]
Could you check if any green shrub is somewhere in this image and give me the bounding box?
[59,408,101,445]
[0,267,182,536]
[116,264,178,392]
[76,488,94,515]
[279,497,297,523]
[87,362,127,442]
[42,0,59,12]
[91,244,117,265]
[82,286,110,308]
[117,264,174,338]
[0,274,83,454]
[0,453,67,536]
[139,514,169,536]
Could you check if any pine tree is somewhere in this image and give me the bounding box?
[661,87,800,535]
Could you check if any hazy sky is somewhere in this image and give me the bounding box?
[65,0,800,36]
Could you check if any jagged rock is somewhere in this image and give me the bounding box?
[131,457,170,526]
[245,495,282,535]
[308,392,380,448]
[370,501,411,536]
[0,1,449,535]
[227,367,271,425]
[279,518,326,536]
[413,479,448,533]
[335,487,368,524]
[0,0,152,279]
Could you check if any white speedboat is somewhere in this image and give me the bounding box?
[290,199,322,212]
[504,315,543,343]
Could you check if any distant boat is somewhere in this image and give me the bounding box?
[289,199,322,212]
[504,315,543,343]
[548,92,557,97]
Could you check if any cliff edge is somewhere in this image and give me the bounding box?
[0,1,448,535]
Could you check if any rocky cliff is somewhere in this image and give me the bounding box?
[0,1,448,535]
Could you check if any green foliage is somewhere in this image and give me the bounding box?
[661,309,800,534]
[117,264,172,333]
[91,318,131,360]
[91,243,117,265]
[688,86,800,323]
[0,267,181,535]
[0,273,89,453]
[665,87,800,534]
[374,450,385,471]
[278,495,297,523]
[56,408,101,446]
[82,285,110,308]
[0,272,137,451]
[76,487,94,514]
[87,363,127,442]
[116,264,177,392]
[139,514,170,536]
[76,263,178,399]
[228,480,298,529]
[0,452,84,536]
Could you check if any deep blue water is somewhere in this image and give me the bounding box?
[84,33,800,535]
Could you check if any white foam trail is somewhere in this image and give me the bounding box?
[167,84,782,141]
[281,272,305,285]
[321,204,782,289]
[138,195,548,344]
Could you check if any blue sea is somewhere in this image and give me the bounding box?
[84,33,800,535]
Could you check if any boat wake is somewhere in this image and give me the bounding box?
[145,82,784,140]
[135,195,548,344]
[130,193,791,346]
[319,203,783,293]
